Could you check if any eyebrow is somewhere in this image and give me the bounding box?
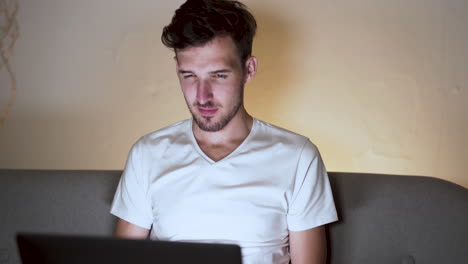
[210,69,232,74]
[177,69,232,74]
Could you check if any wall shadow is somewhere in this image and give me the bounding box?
[0,0,19,128]
[245,5,298,123]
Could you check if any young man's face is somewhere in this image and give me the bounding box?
[175,36,250,132]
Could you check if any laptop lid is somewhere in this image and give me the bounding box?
[17,233,242,264]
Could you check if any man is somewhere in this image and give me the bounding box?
[110,0,338,263]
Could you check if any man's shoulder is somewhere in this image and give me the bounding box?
[254,119,312,149]
[254,119,322,164]
[255,119,304,136]
[133,119,191,148]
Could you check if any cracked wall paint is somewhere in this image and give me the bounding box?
[0,0,18,128]
[0,0,466,188]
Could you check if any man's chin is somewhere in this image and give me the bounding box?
[193,115,226,132]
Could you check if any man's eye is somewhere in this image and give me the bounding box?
[183,74,194,79]
[214,73,227,79]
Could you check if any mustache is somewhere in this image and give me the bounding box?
[194,102,218,108]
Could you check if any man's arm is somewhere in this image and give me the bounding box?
[289,225,327,264]
[114,218,150,239]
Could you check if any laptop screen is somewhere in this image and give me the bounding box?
[17,233,242,264]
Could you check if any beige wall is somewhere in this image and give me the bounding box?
[1,0,467,187]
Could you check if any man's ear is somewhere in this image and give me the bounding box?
[244,56,258,83]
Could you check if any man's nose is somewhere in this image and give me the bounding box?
[196,80,213,104]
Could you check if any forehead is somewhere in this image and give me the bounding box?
[176,36,242,71]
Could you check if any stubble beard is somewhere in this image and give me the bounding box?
[189,87,244,132]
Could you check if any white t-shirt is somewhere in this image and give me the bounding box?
[111,118,338,264]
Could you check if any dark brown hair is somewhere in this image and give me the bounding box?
[161,0,257,64]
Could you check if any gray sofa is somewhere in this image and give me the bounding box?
[1,169,467,264]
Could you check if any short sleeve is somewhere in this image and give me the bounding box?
[110,140,153,229]
[287,140,338,231]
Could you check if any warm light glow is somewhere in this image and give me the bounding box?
[0,0,466,188]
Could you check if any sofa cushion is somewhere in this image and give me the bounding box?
[328,172,468,264]
[0,170,120,264]
[0,170,467,264]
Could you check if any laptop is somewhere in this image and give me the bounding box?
[17,233,242,264]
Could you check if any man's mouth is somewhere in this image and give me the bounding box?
[198,107,218,117]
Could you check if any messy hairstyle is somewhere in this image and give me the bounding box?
[161,0,257,65]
